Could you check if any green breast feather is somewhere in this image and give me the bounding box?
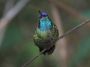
[33,25,59,55]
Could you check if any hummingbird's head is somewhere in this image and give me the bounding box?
[38,11,52,32]
[39,11,48,18]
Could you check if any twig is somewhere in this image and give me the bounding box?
[21,49,46,67]
[57,19,90,40]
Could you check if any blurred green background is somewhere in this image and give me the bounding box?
[0,0,90,67]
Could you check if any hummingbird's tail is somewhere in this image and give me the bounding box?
[39,45,55,55]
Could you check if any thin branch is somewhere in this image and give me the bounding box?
[57,19,90,40]
[21,49,46,67]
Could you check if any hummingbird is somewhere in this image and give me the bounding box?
[33,11,59,55]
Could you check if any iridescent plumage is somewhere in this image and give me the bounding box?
[33,11,59,55]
